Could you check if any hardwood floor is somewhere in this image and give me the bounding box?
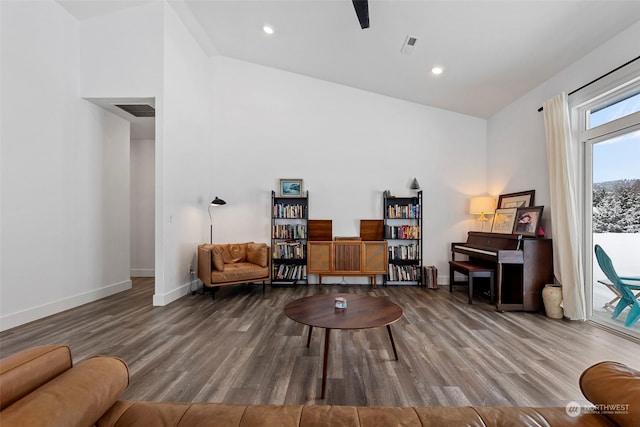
[1,278,638,407]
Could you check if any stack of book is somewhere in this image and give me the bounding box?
[273,241,305,259]
[387,264,420,281]
[385,225,420,239]
[386,203,421,219]
[273,203,306,218]
[272,224,307,239]
[388,243,419,260]
[274,264,307,280]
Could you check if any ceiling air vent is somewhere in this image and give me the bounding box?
[401,35,418,55]
[114,104,155,117]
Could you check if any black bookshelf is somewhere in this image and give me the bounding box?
[383,190,423,285]
[271,190,308,286]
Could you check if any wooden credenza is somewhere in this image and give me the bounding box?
[307,240,388,288]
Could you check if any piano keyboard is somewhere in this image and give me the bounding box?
[453,245,497,256]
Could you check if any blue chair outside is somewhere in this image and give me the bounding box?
[594,244,640,328]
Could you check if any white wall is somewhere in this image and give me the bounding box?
[79,2,212,305]
[155,3,213,304]
[79,3,163,97]
[210,57,487,283]
[0,0,131,330]
[487,20,640,236]
[130,139,155,277]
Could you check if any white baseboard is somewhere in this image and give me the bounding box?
[130,268,155,277]
[152,280,194,306]
[0,279,132,332]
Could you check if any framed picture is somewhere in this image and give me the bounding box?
[490,208,518,234]
[279,179,303,197]
[497,190,535,209]
[514,206,543,236]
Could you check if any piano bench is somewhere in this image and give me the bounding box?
[449,261,495,305]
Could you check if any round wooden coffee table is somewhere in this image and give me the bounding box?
[284,293,403,399]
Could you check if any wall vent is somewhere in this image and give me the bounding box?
[114,104,155,117]
[401,35,418,55]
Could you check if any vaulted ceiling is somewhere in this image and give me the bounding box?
[58,0,640,118]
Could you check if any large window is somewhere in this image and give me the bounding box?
[572,62,640,337]
[590,130,640,335]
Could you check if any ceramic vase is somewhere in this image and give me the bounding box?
[542,284,563,319]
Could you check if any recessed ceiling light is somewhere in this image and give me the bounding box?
[431,67,444,75]
[263,25,274,35]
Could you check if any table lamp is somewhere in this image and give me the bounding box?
[469,196,495,231]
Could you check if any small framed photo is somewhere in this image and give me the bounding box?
[497,190,535,209]
[279,179,303,197]
[491,208,518,234]
[514,206,543,236]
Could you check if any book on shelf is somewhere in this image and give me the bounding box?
[272,224,307,239]
[273,240,306,259]
[388,243,419,260]
[387,264,419,281]
[385,225,420,239]
[386,203,421,219]
[424,265,438,289]
[273,203,306,219]
[274,264,307,280]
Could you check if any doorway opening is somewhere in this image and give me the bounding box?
[85,97,156,284]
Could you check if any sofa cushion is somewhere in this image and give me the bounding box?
[210,262,268,284]
[473,407,610,427]
[100,402,304,427]
[220,245,233,264]
[580,360,640,427]
[0,345,72,410]
[1,355,128,427]
[180,403,247,426]
[211,246,225,271]
[99,401,212,427]
[228,243,247,263]
[413,407,485,426]
[300,405,360,426]
[357,407,422,426]
[242,404,304,426]
[247,243,268,267]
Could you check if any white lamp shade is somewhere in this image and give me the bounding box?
[469,196,495,215]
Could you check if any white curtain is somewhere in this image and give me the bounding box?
[542,93,586,320]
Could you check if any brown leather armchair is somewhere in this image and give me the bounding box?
[198,242,270,298]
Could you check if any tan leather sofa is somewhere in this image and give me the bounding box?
[1,344,639,426]
[198,242,270,298]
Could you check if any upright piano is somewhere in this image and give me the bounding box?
[452,232,553,312]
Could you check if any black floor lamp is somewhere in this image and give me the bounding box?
[208,196,226,243]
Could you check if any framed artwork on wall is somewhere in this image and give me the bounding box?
[490,208,518,234]
[279,179,303,197]
[514,206,544,236]
[497,190,535,209]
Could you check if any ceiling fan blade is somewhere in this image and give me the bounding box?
[352,0,370,29]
